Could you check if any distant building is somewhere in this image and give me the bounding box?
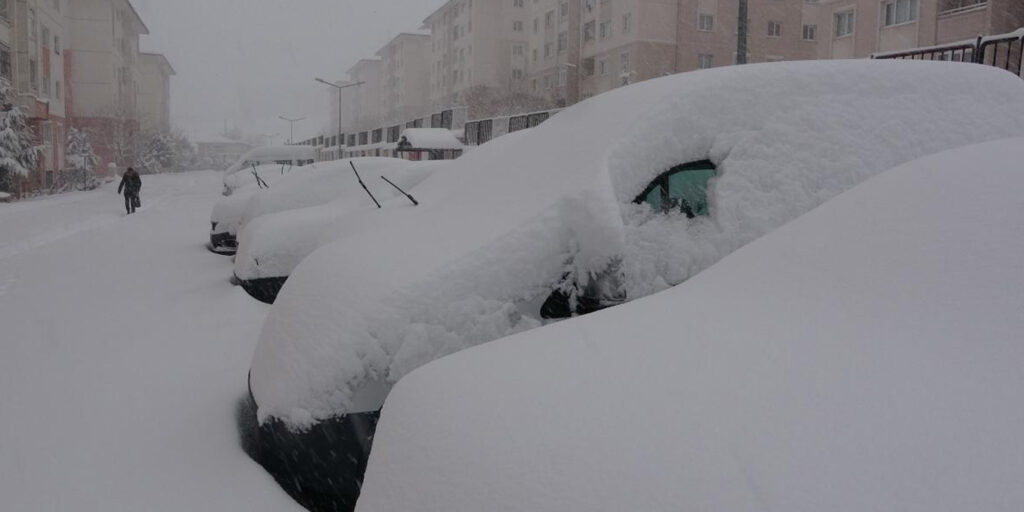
[340,59,382,134]
[806,0,1024,59]
[197,136,252,170]
[376,32,432,126]
[138,52,174,134]
[67,0,150,175]
[424,0,530,112]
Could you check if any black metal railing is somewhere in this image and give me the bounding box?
[872,29,1024,78]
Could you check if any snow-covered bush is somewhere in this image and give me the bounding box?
[65,128,101,191]
[0,80,40,193]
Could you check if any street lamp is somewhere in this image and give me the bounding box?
[315,78,364,148]
[278,116,305,144]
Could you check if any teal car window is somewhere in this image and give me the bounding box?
[635,160,716,218]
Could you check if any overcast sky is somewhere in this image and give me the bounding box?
[131,0,435,143]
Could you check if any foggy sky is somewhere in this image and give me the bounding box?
[131,0,436,143]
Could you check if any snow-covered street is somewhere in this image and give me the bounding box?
[0,172,302,510]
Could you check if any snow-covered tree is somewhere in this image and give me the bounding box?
[0,80,40,193]
[66,128,101,190]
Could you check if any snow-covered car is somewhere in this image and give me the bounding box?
[357,136,1024,512]
[222,145,316,196]
[245,61,1024,509]
[234,160,445,303]
[208,157,416,255]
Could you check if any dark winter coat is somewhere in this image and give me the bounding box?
[118,170,142,196]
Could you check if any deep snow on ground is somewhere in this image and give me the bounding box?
[356,138,1024,512]
[0,172,302,510]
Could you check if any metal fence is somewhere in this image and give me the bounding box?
[872,29,1024,78]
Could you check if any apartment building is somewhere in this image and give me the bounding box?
[338,59,382,135]
[138,52,174,134]
[67,0,149,174]
[808,0,1024,59]
[3,0,71,189]
[424,0,530,111]
[376,32,432,126]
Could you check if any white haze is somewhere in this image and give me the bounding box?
[132,0,431,143]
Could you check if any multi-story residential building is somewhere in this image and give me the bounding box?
[67,0,149,175]
[138,52,174,134]
[376,32,432,126]
[197,136,252,170]
[524,0,579,105]
[808,0,1024,59]
[337,58,382,134]
[5,0,71,189]
[424,0,530,112]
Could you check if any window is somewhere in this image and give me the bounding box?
[42,26,50,49]
[698,13,714,31]
[54,35,61,54]
[834,10,855,37]
[0,44,10,80]
[513,0,523,6]
[29,59,38,90]
[600,20,612,39]
[599,59,607,75]
[939,0,987,12]
[545,10,553,28]
[512,44,524,56]
[544,42,552,58]
[0,0,7,21]
[558,32,567,53]
[513,21,523,31]
[802,24,817,41]
[623,13,632,34]
[560,2,568,19]
[533,48,538,62]
[883,0,918,26]
[620,52,629,74]
[635,161,716,218]
[768,21,782,37]
[582,57,595,76]
[584,20,595,42]
[698,54,713,69]
[533,18,539,32]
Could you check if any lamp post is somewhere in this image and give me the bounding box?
[315,78,364,149]
[278,116,305,144]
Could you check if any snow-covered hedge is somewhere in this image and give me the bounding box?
[250,60,1024,428]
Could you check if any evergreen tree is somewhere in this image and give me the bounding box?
[66,128,100,190]
[0,80,40,193]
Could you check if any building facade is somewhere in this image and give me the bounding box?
[377,32,432,126]
[67,0,149,175]
[138,52,174,134]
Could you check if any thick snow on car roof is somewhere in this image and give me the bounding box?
[398,128,464,150]
[225,145,316,175]
[358,137,1024,512]
[250,60,1024,428]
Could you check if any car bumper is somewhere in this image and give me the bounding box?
[208,231,237,255]
[241,381,379,512]
[236,275,289,304]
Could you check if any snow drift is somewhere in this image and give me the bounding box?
[357,137,1024,512]
[250,60,1024,428]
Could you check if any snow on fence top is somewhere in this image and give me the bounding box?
[250,60,1024,428]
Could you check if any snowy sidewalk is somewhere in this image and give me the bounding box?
[0,172,303,510]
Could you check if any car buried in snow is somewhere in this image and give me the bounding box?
[233,160,446,303]
[241,60,1024,510]
[208,157,420,256]
[222,145,316,196]
[357,136,1024,512]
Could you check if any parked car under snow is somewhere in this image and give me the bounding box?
[222,145,316,196]
[357,136,1024,512]
[233,160,445,303]
[208,157,418,256]
[243,60,1024,510]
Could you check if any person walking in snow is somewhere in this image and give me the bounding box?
[117,167,142,215]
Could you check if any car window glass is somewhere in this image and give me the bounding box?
[636,160,716,218]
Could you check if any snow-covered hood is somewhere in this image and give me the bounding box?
[357,137,1024,512]
[251,60,1024,428]
[225,145,316,176]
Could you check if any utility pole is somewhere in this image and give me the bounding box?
[278,116,305,145]
[737,0,748,65]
